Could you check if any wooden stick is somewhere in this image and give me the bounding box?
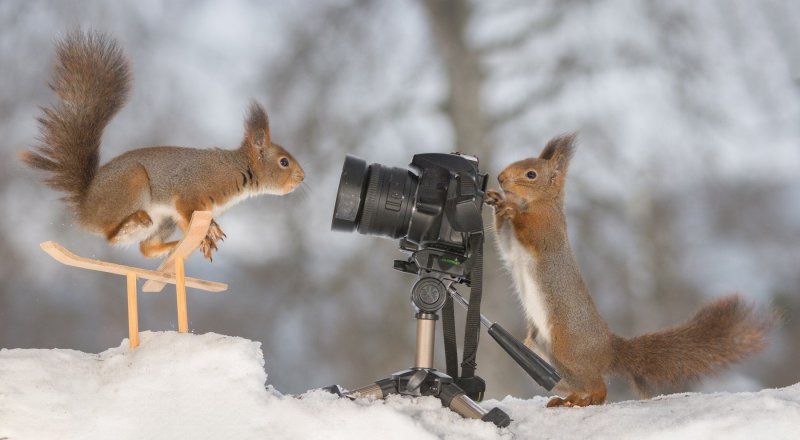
[175,255,188,333]
[40,241,227,293]
[126,272,139,348]
[142,211,213,293]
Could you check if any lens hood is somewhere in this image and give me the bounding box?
[331,155,369,232]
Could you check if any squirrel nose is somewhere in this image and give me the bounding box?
[498,173,507,184]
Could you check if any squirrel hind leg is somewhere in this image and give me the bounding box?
[139,220,178,258]
[546,382,607,408]
[106,210,153,244]
[139,239,179,258]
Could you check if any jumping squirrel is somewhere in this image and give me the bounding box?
[486,133,771,407]
[21,31,305,260]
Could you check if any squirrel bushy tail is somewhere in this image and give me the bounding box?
[611,294,772,396]
[21,30,131,210]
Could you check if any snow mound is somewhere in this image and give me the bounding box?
[0,332,797,440]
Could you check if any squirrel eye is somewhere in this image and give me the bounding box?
[279,157,289,168]
[526,170,537,179]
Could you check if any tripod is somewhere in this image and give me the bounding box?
[342,276,511,428]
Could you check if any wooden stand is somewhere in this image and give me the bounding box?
[41,211,227,348]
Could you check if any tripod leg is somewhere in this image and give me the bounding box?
[346,378,397,400]
[438,382,511,428]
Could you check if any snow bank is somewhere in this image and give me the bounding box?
[0,332,797,440]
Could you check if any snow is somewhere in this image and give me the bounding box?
[1,332,798,440]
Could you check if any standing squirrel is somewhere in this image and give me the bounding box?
[21,31,305,260]
[486,133,771,407]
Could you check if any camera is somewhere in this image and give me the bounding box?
[331,153,487,282]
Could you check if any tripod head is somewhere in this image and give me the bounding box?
[393,244,477,284]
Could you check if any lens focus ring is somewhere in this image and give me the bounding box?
[358,165,383,236]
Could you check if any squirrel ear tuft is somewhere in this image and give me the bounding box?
[539,132,577,172]
[245,100,270,149]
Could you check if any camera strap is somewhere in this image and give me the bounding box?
[442,296,459,379]
[461,234,484,376]
[442,233,486,401]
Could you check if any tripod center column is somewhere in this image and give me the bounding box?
[411,277,447,370]
[415,313,437,369]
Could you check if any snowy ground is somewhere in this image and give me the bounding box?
[0,332,797,440]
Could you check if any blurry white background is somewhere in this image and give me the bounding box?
[1,0,798,400]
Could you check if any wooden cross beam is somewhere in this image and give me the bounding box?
[40,242,227,292]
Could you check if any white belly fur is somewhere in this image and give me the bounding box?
[497,225,552,351]
[104,202,179,245]
[110,188,261,245]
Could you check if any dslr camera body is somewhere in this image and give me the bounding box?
[332,153,487,283]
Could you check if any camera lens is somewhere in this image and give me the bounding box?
[332,155,417,239]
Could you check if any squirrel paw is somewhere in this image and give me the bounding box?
[208,220,226,242]
[486,190,516,220]
[485,190,504,206]
[546,389,607,408]
[200,220,226,261]
[546,396,575,408]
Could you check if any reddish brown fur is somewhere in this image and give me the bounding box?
[21,30,131,209]
[611,294,772,397]
[140,237,179,257]
[488,133,772,407]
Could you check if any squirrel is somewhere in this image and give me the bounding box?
[485,133,772,407]
[21,31,305,260]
